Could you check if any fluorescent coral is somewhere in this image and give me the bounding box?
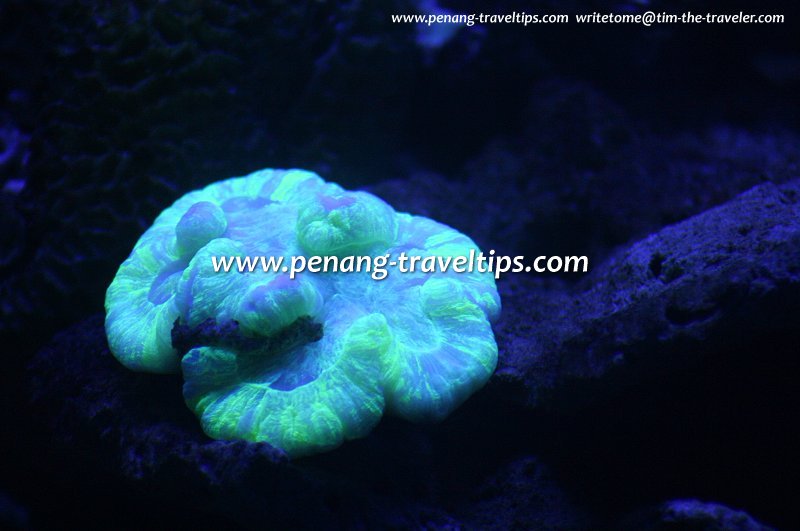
[105,168,500,457]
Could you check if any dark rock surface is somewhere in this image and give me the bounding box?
[372,114,800,271]
[27,316,441,529]
[620,499,775,531]
[25,178,797,528]
[27,315,586,529]
[0,491,28,530]
[496,178,800,407]
[488,179,800,527]
[459,456,591,530]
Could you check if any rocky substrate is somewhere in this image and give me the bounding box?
[24,178,799,529]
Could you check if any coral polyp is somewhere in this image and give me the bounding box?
[105,168,500,457]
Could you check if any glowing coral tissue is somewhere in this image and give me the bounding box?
[105,168,501,457]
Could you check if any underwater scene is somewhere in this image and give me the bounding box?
[1,0,799,529]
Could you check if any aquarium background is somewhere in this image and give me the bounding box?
[1,0,799,528]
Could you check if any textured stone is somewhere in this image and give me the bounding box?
[27,179,800,527]
[620,499,775,530]
[495,179,800,409]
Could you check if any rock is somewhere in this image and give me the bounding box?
[0,491,28,530]
[26,317,510,528]
[491,179,800,529]
[459,456,591,530]
[26,178,800,528]
[497,178,800,408]
[620,499,775,530]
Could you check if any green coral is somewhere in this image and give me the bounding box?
[105,169,501,457]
